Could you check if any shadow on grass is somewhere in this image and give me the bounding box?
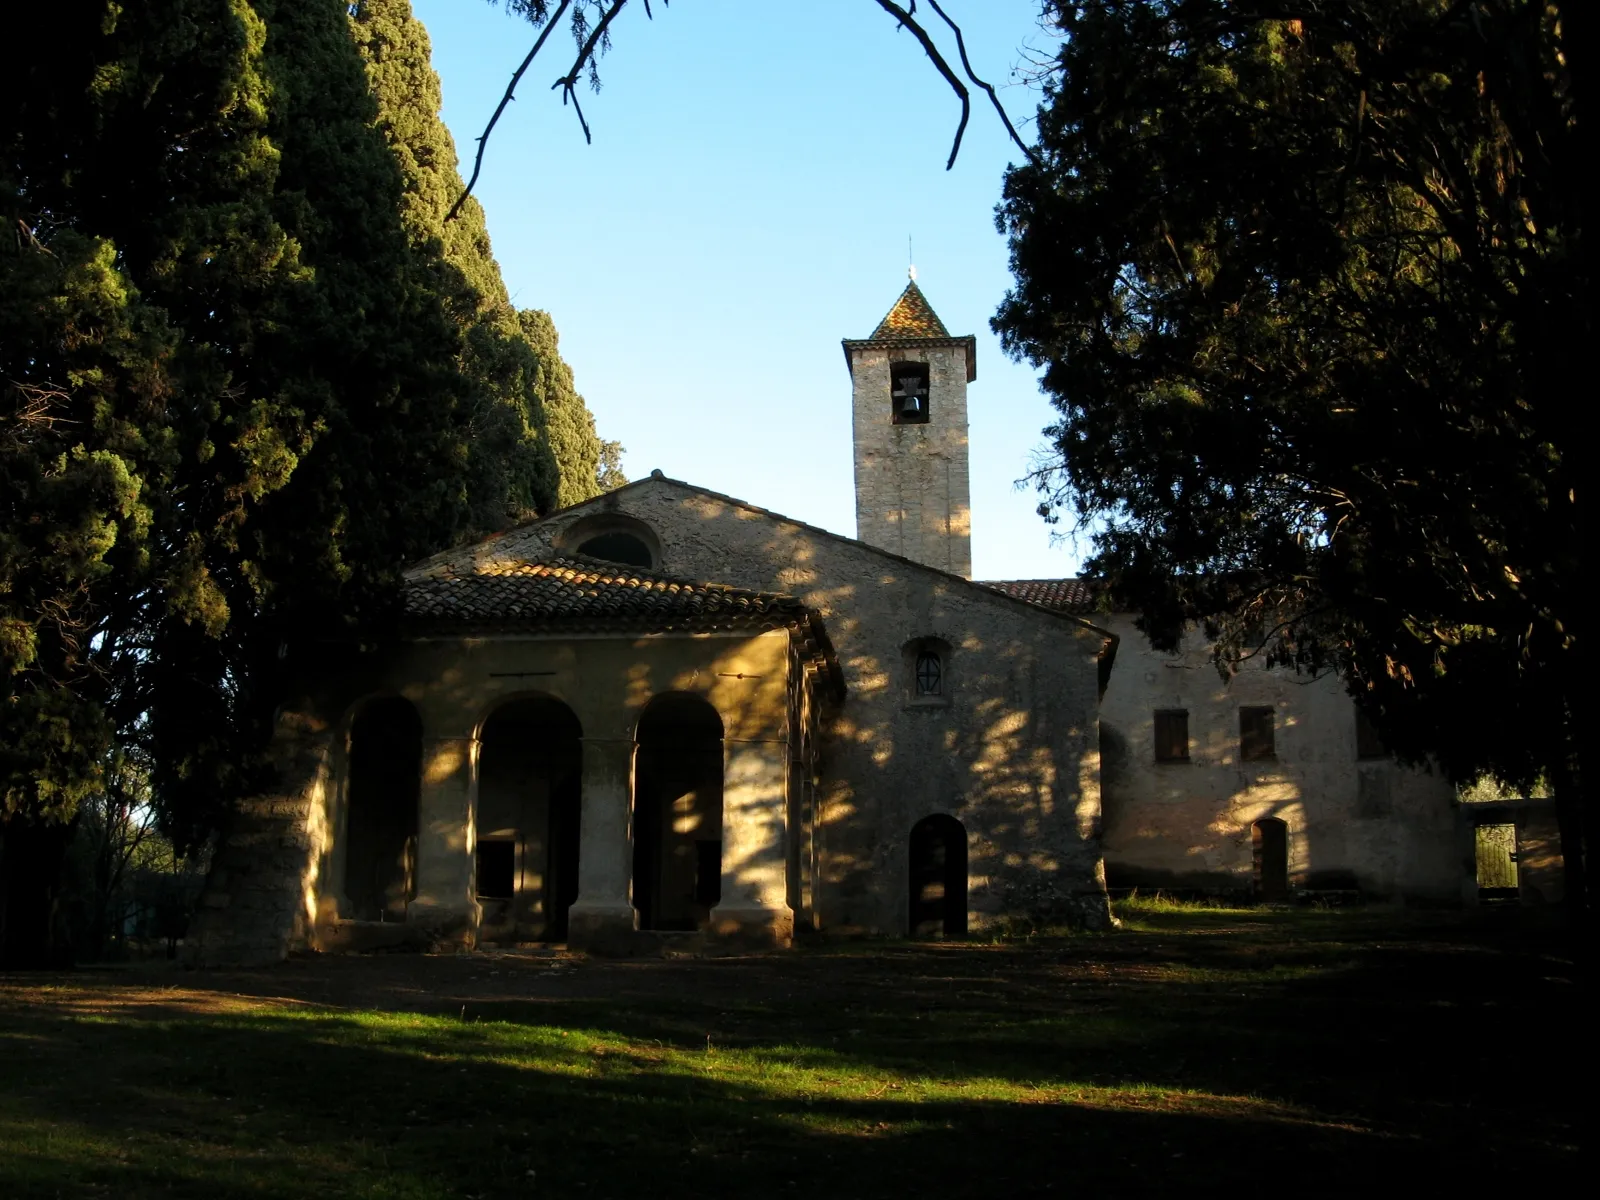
[0,909,1576,1198]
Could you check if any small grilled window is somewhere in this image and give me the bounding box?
[915,650,943,696]
[891,362,930,425]
[1355,706,1386,759]
[1240,706,1276,761]
[1153,710,1189,762]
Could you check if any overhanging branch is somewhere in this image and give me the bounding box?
[551,0,631,146]
[926,0,1039,166]
[447,0,573,222]
[871,0,972,169]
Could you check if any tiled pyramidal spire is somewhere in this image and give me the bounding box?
[870,281,953,340]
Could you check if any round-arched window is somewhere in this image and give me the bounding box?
[577,532,654,568]
[914,650,943,696]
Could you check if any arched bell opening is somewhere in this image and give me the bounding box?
[344,697,422,921]
[476,696,583,941]
[633,693,724,932]
[1252,818,1290,902]
[909,814,968,937]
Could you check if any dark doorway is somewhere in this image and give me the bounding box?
[477,696,583,941]
[909,814,968,937]
[633,693,723,932]
[1253,818,1289,902]
[344,698,422,921]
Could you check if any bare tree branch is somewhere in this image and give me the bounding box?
[448,0,573,222]
[871,0,972,169]
[551,0,631,146]
[458,0,1034,209]
[925,0,1040,166]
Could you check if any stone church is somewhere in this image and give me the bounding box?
[192,279,1513,965]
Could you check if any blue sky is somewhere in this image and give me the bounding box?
[413,0,1084,579]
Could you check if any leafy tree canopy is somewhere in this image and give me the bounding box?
[994,2,1580,806]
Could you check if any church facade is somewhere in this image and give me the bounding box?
[191,280,1481,966]
[191,281,1115,963]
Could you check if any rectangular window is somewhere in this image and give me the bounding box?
[1153,710,1189,762]
[1355,706,1387,759]
[476,839,515,900]
[1240,706,1276,761]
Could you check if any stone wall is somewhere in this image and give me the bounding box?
[482,476,1113,933]
[848,345,973,578]
[1097,614,1459,900]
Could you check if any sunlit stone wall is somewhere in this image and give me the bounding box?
[509,476,1114,934]
[848,344,973,580]
[1096,614,1460,900]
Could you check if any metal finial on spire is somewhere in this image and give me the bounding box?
[909,235,916,282]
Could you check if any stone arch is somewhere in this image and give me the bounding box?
[344,696,421,922]
[1253,817,1290,902]
[633,692,724,932]
[556,512,662,569]
[476,694,583,941]
[909,813,968,937]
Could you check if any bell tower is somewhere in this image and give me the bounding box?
[842,274,976,578]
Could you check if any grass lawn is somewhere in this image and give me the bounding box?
[0,903,1577,1198]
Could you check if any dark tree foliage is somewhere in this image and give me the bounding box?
[0,0,604,963]
[351,0,605,518]
[995,1,1583,895]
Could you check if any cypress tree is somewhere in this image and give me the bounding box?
[349,0,606,521]
[2,0,610,962]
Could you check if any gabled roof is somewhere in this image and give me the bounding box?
[406,555,843,694]
[412,470,1115,653]
[408,556,801,632]
[870,280,951,339]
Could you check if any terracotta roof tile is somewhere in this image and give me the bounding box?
[869,281,951,340]
[406,557,806,635]
[979,578,1100,614]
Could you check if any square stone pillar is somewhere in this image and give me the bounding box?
[567,736,639,952]
[410,734,479,947]
[712,738,794,947]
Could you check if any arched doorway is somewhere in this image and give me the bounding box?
[633,693,723,932]
[344,697,422,921]
[909,814,967,937]
[1253,818,1289,902]
[477,696,583,941]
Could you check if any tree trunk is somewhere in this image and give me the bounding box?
[0,818,75,968]
[1550,756,1586,933]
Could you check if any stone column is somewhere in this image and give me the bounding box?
[567,736,639,952]
[409,733,479,947]
[713,737,795,946]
